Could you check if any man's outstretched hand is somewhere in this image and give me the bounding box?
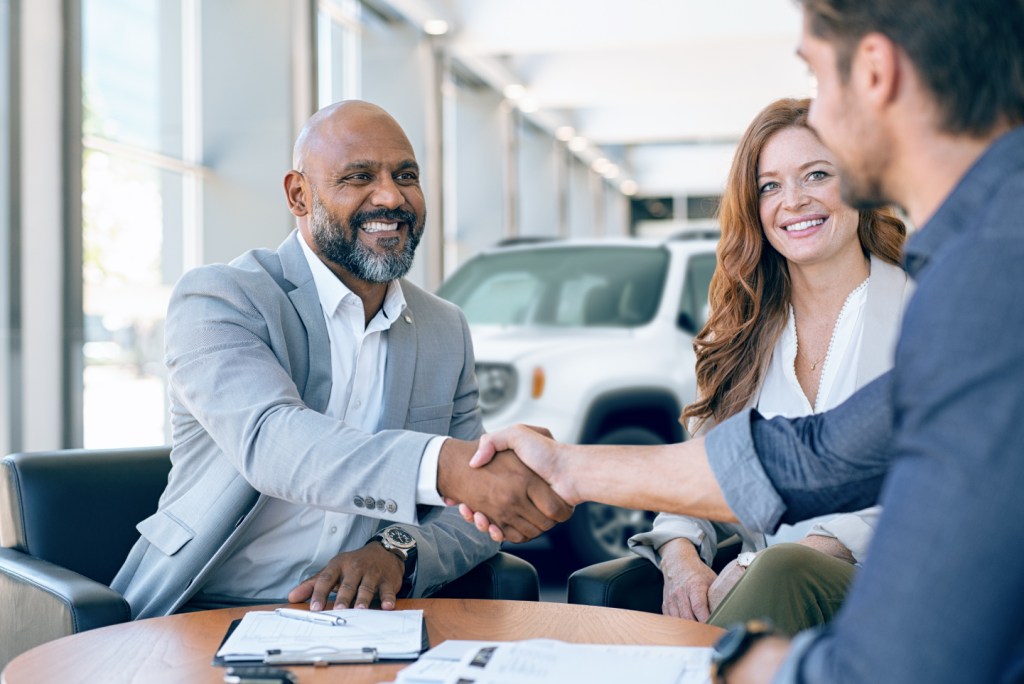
[446,425,579,542]
[437,437,573,543]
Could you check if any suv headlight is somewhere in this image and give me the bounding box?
[475,363,518,415]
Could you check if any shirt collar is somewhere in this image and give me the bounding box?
[903,125,1024,278]
[295,231,407,323]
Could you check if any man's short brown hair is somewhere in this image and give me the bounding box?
[799,0,1024,136]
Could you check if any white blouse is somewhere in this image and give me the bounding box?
[758,277,869,417]
[758,277,881,558]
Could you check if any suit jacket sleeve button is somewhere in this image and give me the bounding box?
[364,496,376,510]
[353,496,364,508]
[386,500,397,513]
[376,499,386,511]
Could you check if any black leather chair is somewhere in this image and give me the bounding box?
[0,447,539,669]
[430,552,539,601]
[566,539,741,613]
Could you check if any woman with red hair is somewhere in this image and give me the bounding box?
[630,97,911,635]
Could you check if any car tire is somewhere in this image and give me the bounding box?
[554,426,665,567]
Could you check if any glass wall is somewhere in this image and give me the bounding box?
[60,0,616,449]
[452,83,506,261]
[0,0,13,453]
[317,0,361,107]
[80,0,197,447]
[517,118,560,239]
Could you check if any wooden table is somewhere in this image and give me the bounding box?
[1,599,724,683]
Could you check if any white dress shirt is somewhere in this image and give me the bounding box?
[759,277,881,561]
[199,232,446,599]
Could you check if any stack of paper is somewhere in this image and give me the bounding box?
[215,609,425,664]
[395,639,713,684]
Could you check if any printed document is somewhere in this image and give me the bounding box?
[395,639,713,684]
[215,608,424,662]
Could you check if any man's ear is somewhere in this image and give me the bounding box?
[284,170,309,217]
[853,32,900,111]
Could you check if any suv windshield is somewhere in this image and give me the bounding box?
[439,246,670,328]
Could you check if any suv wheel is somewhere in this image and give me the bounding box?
[556,427,664,567]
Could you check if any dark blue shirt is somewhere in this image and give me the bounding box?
[706,125,1024,683]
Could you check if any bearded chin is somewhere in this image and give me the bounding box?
[309,191,423,283]
[353,233,420,283]
[833,126,893,212]
[840,175,890,212]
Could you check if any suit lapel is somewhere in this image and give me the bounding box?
[378,300,417,430]
[279,232,333,413]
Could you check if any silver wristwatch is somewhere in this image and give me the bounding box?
[371,526,418,596]
[372,525,417,562]
[736,551,757,569]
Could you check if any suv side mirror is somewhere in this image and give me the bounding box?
[677,312,697,335]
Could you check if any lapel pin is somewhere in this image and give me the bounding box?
[404,314,412,323]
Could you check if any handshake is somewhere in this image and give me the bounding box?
[437,425,581,543]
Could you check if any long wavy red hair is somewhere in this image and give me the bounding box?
[681,98,906,434]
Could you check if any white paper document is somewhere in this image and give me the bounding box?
[395,639,713,684]
[215,608,424,662]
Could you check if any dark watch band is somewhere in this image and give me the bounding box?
[369,530,417,596]
[710,619,777,684]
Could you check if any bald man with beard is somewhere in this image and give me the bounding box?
[111,101,571,619]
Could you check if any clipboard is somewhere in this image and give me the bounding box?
[211,614,430,667]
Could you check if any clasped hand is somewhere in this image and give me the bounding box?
[441,425,578,542]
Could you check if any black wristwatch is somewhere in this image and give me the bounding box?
[370,526,418,595]
[710,619,778,684]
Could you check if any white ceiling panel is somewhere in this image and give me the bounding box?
[387,0,811,196]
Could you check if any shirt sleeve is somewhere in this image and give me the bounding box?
[415,436,448,506]
[806,506,881,564]
[705,372,896,536]
[704,411,788,533]
[787,233,1024,683]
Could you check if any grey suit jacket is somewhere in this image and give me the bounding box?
[630,256,914,566]
[112,232,498,619]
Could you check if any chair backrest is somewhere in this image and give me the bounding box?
[0,447,171,586]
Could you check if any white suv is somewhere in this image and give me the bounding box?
[438,232,718,566]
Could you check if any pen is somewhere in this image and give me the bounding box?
[273,608,347,626]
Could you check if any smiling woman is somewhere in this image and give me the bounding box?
[629,97,911,634]
[684,98,905,429]
[756,125,865,403]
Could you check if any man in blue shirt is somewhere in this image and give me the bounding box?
[463,1,1024,681]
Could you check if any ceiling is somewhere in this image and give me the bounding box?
[381,0,814,198]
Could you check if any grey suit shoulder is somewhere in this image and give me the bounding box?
[112,231,494,618]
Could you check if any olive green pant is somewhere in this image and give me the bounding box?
[707,542,857,636]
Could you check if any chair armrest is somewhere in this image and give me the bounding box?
[567,555,664,613]
[429,552,540,601]
[0,548,131,669]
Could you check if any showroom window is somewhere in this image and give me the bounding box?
[0,0,14,453]
[317,0,362,106]
[79,0,201,447]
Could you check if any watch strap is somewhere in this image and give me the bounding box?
[370,528,418,596]
[710,619,777,684]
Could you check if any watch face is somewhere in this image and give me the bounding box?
[737,551,757,568]
[385,527,416,549]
